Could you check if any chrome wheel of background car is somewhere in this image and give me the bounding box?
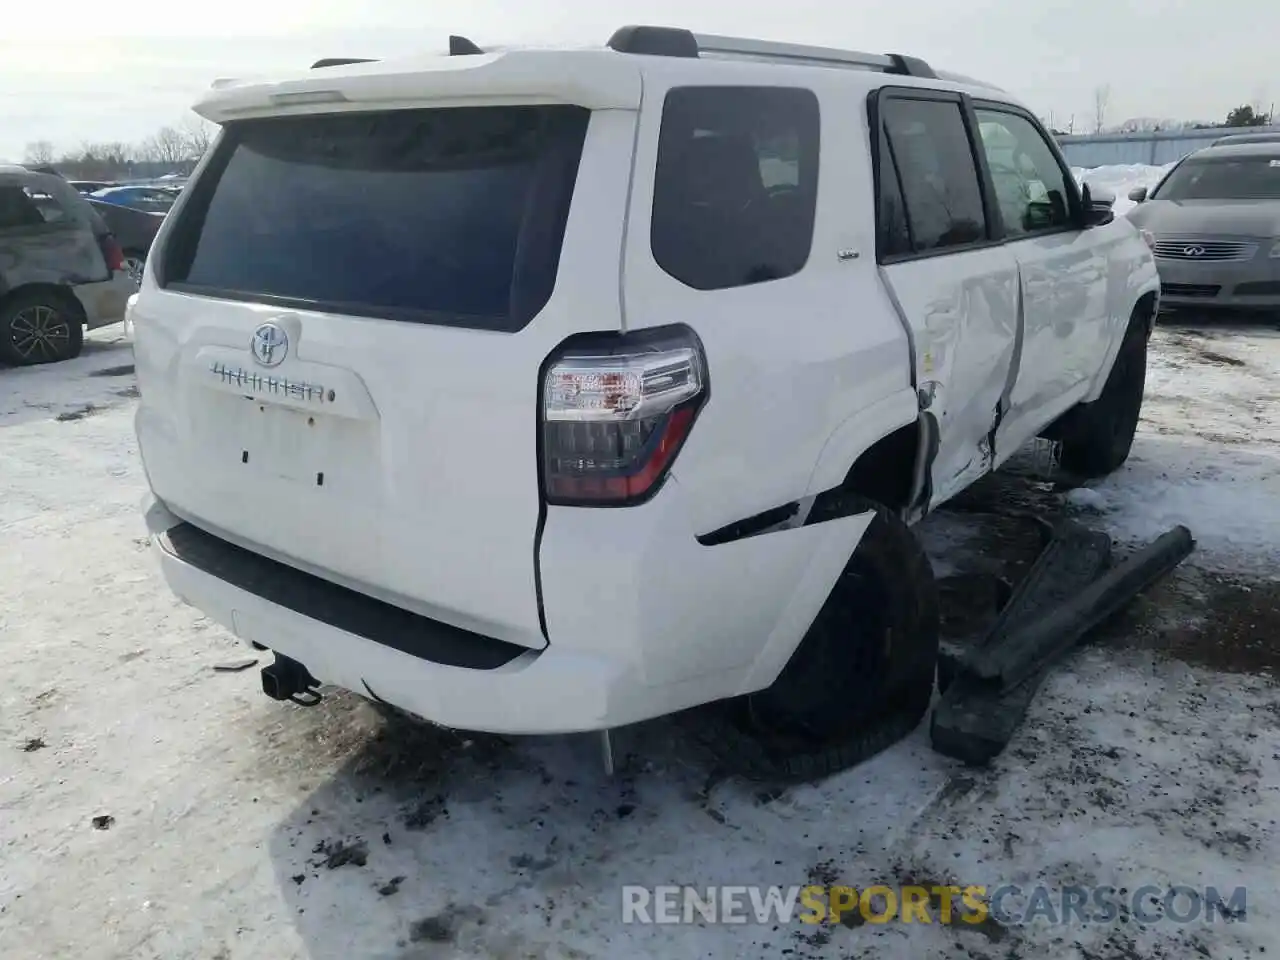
[10,305,72,363]
[125,256,146,288]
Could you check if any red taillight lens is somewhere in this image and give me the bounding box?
[100,234,124,273]
[541,326,707,506]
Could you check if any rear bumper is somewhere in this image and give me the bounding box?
[144,485,873,735]
[74,272,135,329]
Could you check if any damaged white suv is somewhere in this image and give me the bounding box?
[132,25,1159,769]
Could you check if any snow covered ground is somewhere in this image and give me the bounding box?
[3,174,1278,960]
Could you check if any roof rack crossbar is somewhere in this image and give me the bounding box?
[607,25,936,78]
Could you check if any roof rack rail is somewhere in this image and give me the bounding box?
[606,25,936,79]
[311,57,377,69]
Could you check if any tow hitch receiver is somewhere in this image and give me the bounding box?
[931,520,1195,766]
[261,654,323,706]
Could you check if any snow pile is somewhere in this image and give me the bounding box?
[1073,162,1174,215]
[1064,486,1108,512]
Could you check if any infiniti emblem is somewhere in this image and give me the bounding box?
[1183,245,1206,257]
[250,322,289,367]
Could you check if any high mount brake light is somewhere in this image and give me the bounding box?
[541,327,707,505]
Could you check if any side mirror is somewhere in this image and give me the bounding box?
[1081,182,1115,227]
[1127,185,1149,203]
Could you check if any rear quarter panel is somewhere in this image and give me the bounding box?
[619,63,915,536]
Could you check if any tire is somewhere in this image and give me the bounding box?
[0,290,85,366]
[1057,317,1148,479]
[685,501,940,782]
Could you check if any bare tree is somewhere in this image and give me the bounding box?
[1093,85,1111,134]
[138,125,189,166]
[23,140,55,165]
[178,116,215,160]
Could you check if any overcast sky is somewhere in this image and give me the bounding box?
[1,0,1275,161]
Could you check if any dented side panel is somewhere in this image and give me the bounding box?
[880,247,1021,510]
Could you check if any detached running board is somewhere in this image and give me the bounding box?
[931,520,1194,766]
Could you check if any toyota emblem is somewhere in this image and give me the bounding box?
[250,322,289,367]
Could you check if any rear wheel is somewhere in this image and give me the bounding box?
[688,501,940,782]
[0,290,85,366]
[1057,317,1148,479]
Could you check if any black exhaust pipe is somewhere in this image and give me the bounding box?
[261,655,322,706]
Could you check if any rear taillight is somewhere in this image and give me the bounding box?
[541,325,707,506]
[99,234,124,273]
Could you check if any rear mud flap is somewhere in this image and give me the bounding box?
[931,520,1195,766]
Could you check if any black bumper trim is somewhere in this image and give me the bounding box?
[158,521,530,670]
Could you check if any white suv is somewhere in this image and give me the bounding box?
[132,26,1159,768]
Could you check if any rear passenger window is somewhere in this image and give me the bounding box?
[0,185,54,228]
[651,86,819,291]
[880,98,987,254]
[26,188,68,224]
[877,136,912,257]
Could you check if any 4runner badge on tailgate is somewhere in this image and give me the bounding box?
[209,362,331,404]
[250,322,289,367]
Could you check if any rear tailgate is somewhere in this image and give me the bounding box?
[134,69,640,650]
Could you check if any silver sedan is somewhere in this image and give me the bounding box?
[1127,141,1280,314]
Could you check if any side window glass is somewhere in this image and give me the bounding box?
[975,110,1073,236]
[0,185,53,228]
[880,97,987,253]
[877,132,912,257]
[651,86,820,291]
[25,187,68,223]
[759,129,801,189]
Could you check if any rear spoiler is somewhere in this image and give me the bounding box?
[196,46,643,122]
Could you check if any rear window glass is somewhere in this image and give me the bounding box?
[162,105,590,331]
[651,86,820,291]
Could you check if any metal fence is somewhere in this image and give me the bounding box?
[1058,125,1280,168]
